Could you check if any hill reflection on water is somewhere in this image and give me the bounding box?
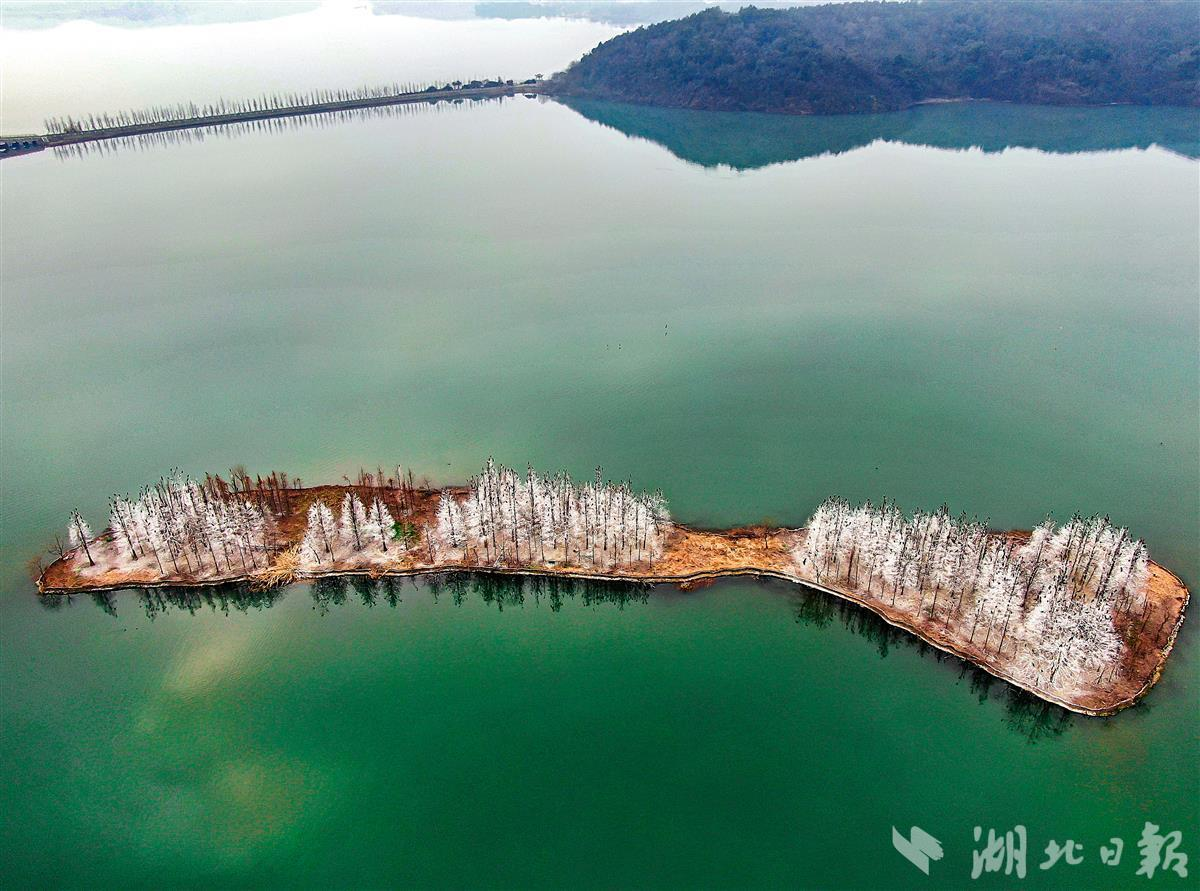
[558,97,1200,169]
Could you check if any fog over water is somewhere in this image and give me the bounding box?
[1,4,618,132]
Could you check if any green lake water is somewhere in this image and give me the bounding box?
[2,77,1197,888]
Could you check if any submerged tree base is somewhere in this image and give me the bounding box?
[37,482,1189,717]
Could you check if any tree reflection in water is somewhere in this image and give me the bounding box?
[790,579,1075,743]
[44,572,1074,742]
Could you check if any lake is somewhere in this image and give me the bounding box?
[1,9,1197,889]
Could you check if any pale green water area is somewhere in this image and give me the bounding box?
[2,9,1199,890]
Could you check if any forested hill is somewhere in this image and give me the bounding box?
[548,1,1200,115]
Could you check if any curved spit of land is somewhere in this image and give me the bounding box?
[37,477,1189,717]
[0,82,544,158]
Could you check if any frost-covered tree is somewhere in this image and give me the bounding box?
[67,510,95,566]
[338,493,368,551]
[108,501,140,563]
[436,490,466,549]
[463,491,487,561]
[303,501,337,563]
[364,497,395,553]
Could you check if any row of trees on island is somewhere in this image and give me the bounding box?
[299,493,397,563]
[295,458,672,571]
[63,472,273,577]
[60,465,434,576]
[798,498,1151,689]
[448,458,671,568]
[51,95,509,161]
[41,76,540,135]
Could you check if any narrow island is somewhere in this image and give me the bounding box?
[38,459,1188,717]
[0,79,543,159]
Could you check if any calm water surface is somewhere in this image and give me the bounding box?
[2,14,1198,889]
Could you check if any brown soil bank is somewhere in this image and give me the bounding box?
[37,484,1189,717]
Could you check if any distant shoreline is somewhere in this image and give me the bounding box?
[550,90,1191,118]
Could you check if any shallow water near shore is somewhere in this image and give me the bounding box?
[2,17,1198,885]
